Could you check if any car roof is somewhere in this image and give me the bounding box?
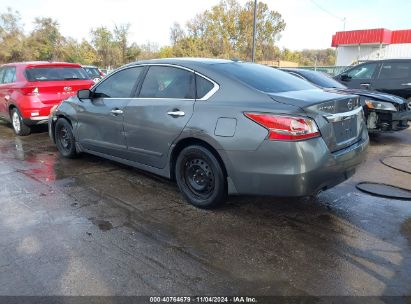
[126,57,235,70]
[1,61,82,68]
[356,59,411,64]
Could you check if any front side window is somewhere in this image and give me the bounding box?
[3,67,16,84]
[25,67,89,81]
[378,62,411,79]
[94,67,144,98]
[347,63,378,79]
[139,66,195,99]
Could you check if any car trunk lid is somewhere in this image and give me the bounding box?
[268,89,365,152]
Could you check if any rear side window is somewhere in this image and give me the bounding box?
[25,67,89,81]
[196,75,215,99]
[94,66,144,98]
[213,63,316,93]
[378,62,411,79]
[3,67,16,84]
[139,66,195,99]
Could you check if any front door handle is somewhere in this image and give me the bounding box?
[110,109,123,115]
[360,83,370,88]
[401,83,411,86]
[167,110,185,117]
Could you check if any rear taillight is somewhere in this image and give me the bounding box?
[20,87,39,96]
[244,113,320,141]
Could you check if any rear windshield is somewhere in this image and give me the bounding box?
[298,70,347,89]
[213,63,316,93]
[25,67,90,81]
[83,67,101,78]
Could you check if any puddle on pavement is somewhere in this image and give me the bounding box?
[356,182,411,200]
[88,217,114,231]
[381,156,411,174]
[401,218,411,245]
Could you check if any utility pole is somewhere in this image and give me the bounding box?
[252,0,257,62]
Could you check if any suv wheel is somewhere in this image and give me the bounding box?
[175,145,227,208]
[54,118,78,158]
[10,108,31,136]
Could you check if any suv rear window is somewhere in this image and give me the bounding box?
[213,63,316,93]
[25,67,90,82]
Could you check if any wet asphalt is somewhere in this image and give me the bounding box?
[0,121,411,296]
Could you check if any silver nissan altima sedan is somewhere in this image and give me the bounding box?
[49,58,369,208]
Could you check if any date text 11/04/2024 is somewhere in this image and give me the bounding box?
[149,297,258,303]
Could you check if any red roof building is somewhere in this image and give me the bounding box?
[332,28,411,66]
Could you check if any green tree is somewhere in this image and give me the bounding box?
[280,48,336,66]
[0,8,26,63]
[61,38,98,65]
[91,26,120,67]
[114,23,130,64]
[26,17,65,61]
[125,42,141,62]
[170,0,285,61]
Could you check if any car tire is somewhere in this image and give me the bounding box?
[407,97,411,110]
[10,108,31,136]
[54,118,78,158]
[175,145,227,208]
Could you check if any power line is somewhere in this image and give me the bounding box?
[310,0,346,29]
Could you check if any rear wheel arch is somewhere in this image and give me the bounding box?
[8,104,17,118]
[170,137,228,181]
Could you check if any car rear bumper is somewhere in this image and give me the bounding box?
[23,116,49,125]
[21,105,53,125]
[222,129,369,197]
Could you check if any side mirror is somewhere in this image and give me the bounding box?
[340,74,351,82]
[77,89,92,100]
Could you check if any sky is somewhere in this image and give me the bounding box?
[1,0,411,50]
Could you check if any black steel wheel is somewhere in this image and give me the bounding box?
[175,145,226,208]
[54,118,77,158]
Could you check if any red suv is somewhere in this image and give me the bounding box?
[0,62,94,135]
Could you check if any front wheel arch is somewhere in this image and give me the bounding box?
[51,115,73,143]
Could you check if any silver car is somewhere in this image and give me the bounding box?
[49,58,369,208]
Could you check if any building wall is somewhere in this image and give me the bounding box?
[336,43,411,66]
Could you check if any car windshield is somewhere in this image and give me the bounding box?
[25,67,90,81]
[83,67,101,78]
[213,62,317,93]
[297,70,347,89]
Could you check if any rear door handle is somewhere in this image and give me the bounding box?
[167,110,185,117]
[401,83,411,86]
[110,109,123,115]
[360,83,370,88]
